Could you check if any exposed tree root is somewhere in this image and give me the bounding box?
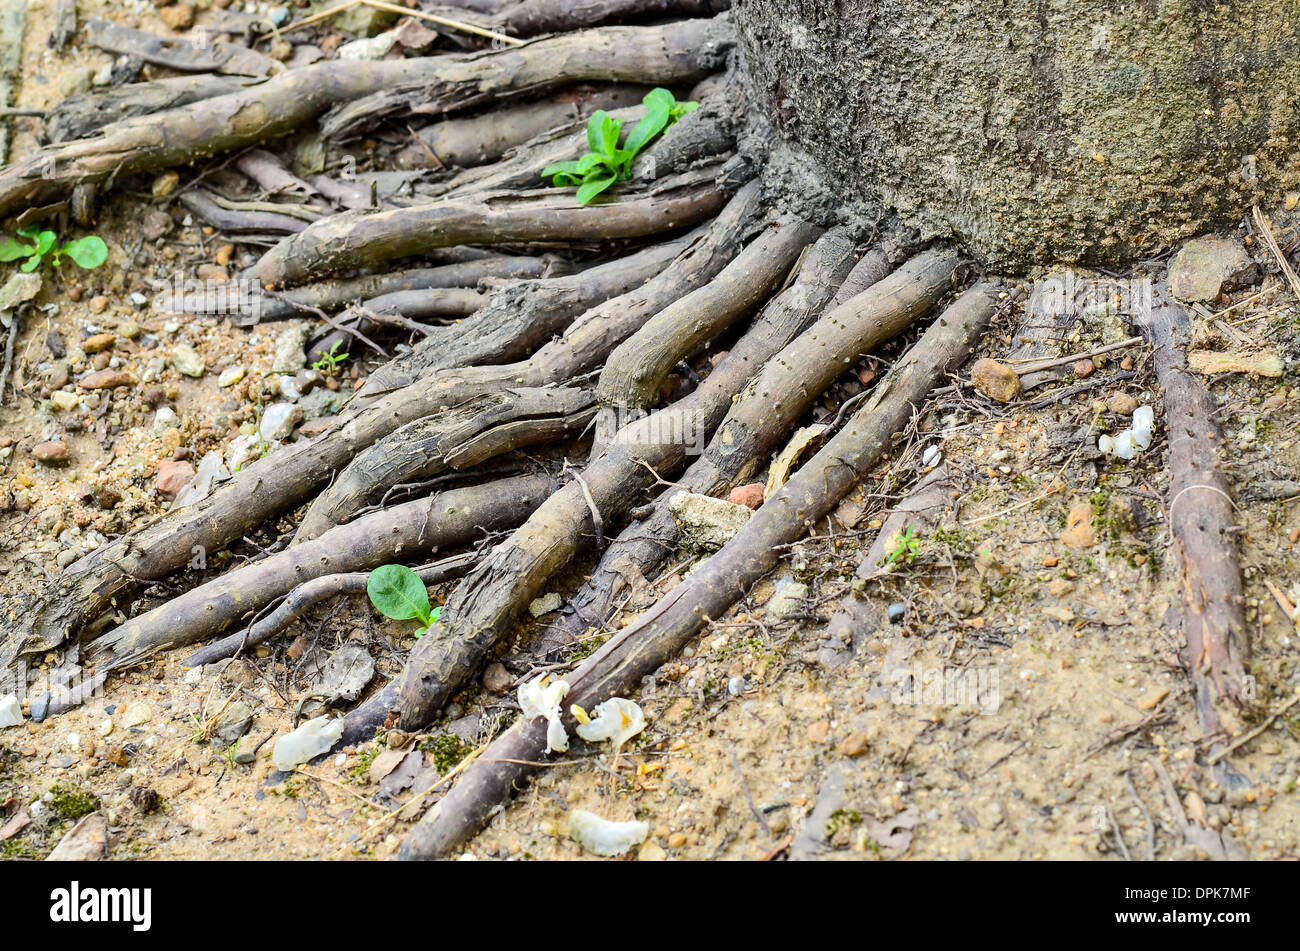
[1138,286,1251,738]
[543,245,961,652]
[499,0,731,35]
[254,164,729,287]
[0,17,733,217]
[396,83,648,169]
[356,234,693,398]
[86,474,554,665]
[182,554,481,669]
[295,386,596,541]
[46,75,258,143]
[392,220,838,729]
[320,16,734,140]
[590,216,823,446]
[0,184,760,674]
[400,282,1001,858]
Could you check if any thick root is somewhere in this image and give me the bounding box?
[46,75,259,143]
[402,282,1001,858]
[590,215,822,446]
[86,474,554,666]
[1,184,761,672]
[253,164,730,288]
[393,222,850,730]
[1139,288,1250,736]
[0,18,733,216]
[499,0,731,35]
[356,234,694,400]
[295,386,596,541]
[320,16,735,140]
[544,244,958,650]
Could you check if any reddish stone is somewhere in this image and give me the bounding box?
[727,483,766,510]
[155,459,195,498]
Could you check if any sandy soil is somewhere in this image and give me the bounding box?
[2,0,1298,862]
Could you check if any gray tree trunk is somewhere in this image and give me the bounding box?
[735,0,1300,269]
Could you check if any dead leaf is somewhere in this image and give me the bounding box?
[765,424,827,499]
[864,808,919,855]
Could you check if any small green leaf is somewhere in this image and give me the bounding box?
[61,236,108,269]
[622,106,670,164]
[669,100,700,120]
[595,112,621,159]
[576,172,617,205]
[367,564,433,625]
[586,111,607,155]
[35,231,57,258]
[20,254,40,272]
[644,87,677,113]
[542,159,585,179]
[16,224,39,241]
[430,605,442,623]
[0,238,33,262]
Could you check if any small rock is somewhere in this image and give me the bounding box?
[1187,350,1285,378]
[668,491,753,550]
[58,65,95,96]
[528,592,563,617]
[215,244,235,267]
[726,483,765,510]
[922,444,942,468]
[971,358,1021,402]
[140,208,173,240]
[32,441,69,466]
[50,390,81,411]
[481,662,512,694]
[838,732,870,757]
[170,344,205,377]
[667,832,687,849]
[156,460,195,498]
[1072,359,1096,379]
[196,263,229,283]
[78,369,133,389]
[1168,235,1256,302]
[218,366,245,388]
[128,785,160,814]
[212,700,254,745]
[152,170,181,199]
[887,602,906,624]
[337,31,398,60]
[121,702,152,728]
[1108,393,1138,415]
[87,295,109,314]
[1136,686,1170,711]
[765,575,809,619]
[807,720,829,743]
[271,322,312,374]
[638,840,667,861]
[1060,502,1095,549]
[158,2,195,30]
[259,402,303,441]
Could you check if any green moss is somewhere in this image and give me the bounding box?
[350,745,381,783]
[421,732,473,773]
[47,783,100,821]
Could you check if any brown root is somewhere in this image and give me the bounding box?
[253,163,730,288]
[401,282,1002,858]
[86,474,555,666]
[392,221,845,731]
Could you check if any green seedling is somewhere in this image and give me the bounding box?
[542,87,699,205]
[883,525,920,567]
[311,339,349,375]
[367,563,441,637]
[0,225,108,272]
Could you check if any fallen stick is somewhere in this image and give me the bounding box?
[86,474,554,664]
[402,282,1001,858]
[85,18,279,77]
[254,164,729,287]
[1137,285,1250,737]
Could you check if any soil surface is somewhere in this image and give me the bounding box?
[2,1,1299,862]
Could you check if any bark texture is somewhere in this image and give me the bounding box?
[734,0,1300,268]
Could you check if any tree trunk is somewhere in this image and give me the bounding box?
[734,0,1300,268]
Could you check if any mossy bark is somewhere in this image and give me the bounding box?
[735,0,1300,268]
